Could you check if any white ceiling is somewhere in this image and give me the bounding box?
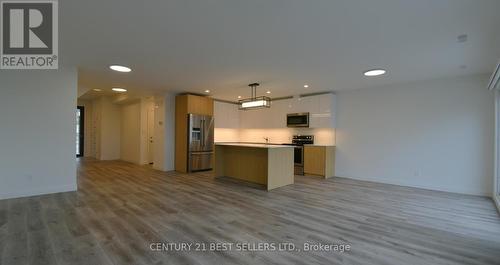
[64,0,500,101]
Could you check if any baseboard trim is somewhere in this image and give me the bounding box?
[336,174,491,197]
[0,184,77,200]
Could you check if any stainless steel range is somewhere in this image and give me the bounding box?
[283,135,314,175]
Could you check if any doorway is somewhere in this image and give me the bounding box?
[147,106,155,164]
[76,106,85,157]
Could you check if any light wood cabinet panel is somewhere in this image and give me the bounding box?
[186,94,213,116]
[175,94,214,173]
[175,95,189,173]
[304,146,325,176]
[304,145,335,178]
[215,145,294,190]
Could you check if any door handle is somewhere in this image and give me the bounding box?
[191,151,213,155]
[201,119,205,148]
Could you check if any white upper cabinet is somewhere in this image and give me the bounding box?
[284,94,336,128]
[214,101,239,128]
[299,96,318,114]
[313,93,336,128]
[270,99,287,127]
[218,93,336,129]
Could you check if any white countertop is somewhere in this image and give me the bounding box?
[303,144,336,147]
[215,142,294,149]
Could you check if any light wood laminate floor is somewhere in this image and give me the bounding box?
[1,159,499,265]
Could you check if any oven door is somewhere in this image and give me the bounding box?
[287,113,309,128]
[294,146,304,166]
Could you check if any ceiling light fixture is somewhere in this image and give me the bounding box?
[205,90,210,93]
[112,88,127,92]
[239,83,271,110]
[266,91,271,94]
[109,65,132,72]
[304,84,309,88]
[363,69,386,77]
[237,96,242,99]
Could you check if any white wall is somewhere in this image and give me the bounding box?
[494,91,500,211]
[153,93,176,171]
[121,101,141,164]
[335,75,494,196]
[95,97,121,160]
[0,69,78,200]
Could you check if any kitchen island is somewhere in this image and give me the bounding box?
[214,143,294,190]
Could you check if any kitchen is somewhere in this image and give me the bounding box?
[2,1,499,264]
[175,83,336,190]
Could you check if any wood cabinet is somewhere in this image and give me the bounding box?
[304,145,335,178]
[185,94,213,116]
[175,94,214,173]
[215,144,294,190]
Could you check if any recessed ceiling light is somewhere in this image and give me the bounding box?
[205,90,210,93]
[364,69,386,77]
[304,84,309,88]
[109,65,132,72]
[112,88,127,92]
[237,96,242,99]
[93,88,102,92]
[266,91,271,94]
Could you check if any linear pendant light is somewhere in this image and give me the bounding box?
[239,83,271,110]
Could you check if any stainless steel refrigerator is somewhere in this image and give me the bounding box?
[188,113,214,172]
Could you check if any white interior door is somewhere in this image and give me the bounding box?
[147,107,155,164]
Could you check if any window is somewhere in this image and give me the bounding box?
[76,106,84,157]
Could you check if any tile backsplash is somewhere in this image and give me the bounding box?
[215,128,335,145]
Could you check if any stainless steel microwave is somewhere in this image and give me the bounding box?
[287,113,309,127]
